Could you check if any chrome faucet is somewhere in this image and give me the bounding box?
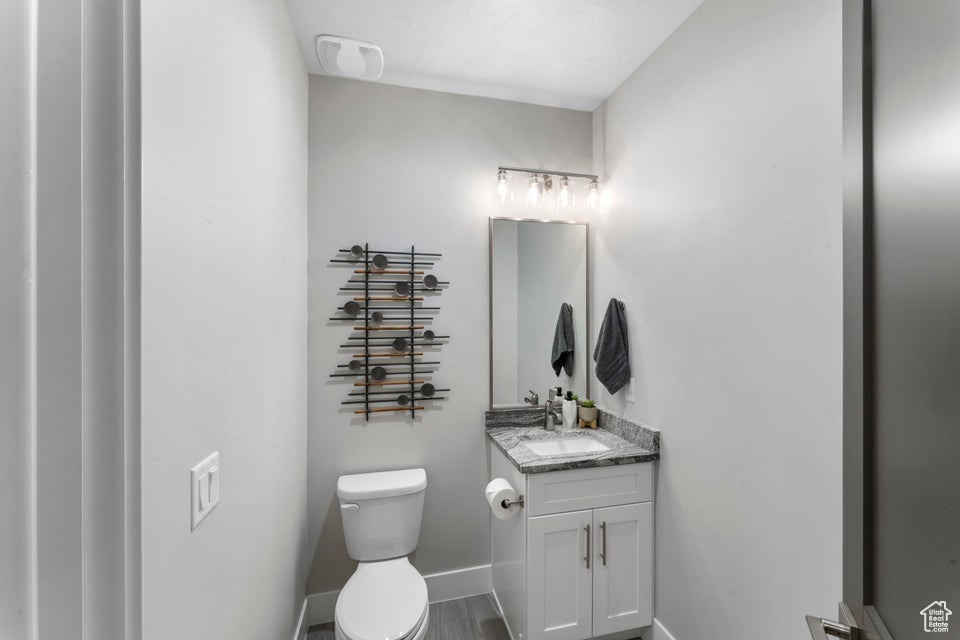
[544,400,560,431]
[524,390,539,405]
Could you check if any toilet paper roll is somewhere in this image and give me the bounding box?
[485,478,520,520]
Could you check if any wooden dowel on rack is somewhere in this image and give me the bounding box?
[354,406,426,414]
[354,379,426,387]
[353,296,424,301]
[349,387,449,396]
[354,325,425,331]
[352,352,424,358]
[339,287,441,292]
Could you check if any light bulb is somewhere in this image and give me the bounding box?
[556,176,572,210]
[495,169,509,206]
[587,179,600,210]
[526,174,542,208]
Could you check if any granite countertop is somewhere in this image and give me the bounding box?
[485,407,660,474]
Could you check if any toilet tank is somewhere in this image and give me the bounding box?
[337,468,426,562]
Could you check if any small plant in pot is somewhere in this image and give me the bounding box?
[577,398,598,425]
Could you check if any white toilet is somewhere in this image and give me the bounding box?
[335,468,429,640]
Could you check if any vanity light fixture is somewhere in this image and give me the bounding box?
[495,166,600,211]
[526,174,543,209]
[587,178,600,210]
[557,176,572,210]
[495,168,510,206]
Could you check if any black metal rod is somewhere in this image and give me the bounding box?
[338,342,443,349]
[329,259,436,266]
[340,248,442,257]
[341,396,447,405]
[410,244,416,420]
[350,388,449,397]
[337,306,440,311]
[343,335,449,341]
[341,344,443,349]
[339,287,444,292]
[330,370,434,378]
[345,279,449,285]
[337,361,439,369]
[328,317,434,321]
[337,361,440,368]
[363,243,370,420]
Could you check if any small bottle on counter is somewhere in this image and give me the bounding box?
[562,391,578,429]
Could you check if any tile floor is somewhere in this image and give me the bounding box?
[306,593,511,640]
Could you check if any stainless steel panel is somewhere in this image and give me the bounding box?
[873,2,960,636]
[842,0,869,618]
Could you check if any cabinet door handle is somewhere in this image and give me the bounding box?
[600,521,607,566]
[584,524,591,569]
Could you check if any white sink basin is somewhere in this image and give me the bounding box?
[524,436,611,456]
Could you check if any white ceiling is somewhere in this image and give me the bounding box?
[285,0,704,111]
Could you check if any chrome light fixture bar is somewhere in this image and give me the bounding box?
[497,166,599,181]
[495,166,601,210]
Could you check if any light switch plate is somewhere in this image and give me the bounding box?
[191,451,220,530]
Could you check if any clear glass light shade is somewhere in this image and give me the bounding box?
[526,175,542,208]
[587,179,600,210]
[495,169,510,206]
[556,176,573,210]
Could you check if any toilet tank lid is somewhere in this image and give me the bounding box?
[337,468,427,501]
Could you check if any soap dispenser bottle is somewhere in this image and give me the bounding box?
[562,391,578,429]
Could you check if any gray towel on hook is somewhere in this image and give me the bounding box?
[594,299,630,394]
[551,302,575,377]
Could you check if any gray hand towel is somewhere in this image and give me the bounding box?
[551,302,575,377]
[594,298,630,394]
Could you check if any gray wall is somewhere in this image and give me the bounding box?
[0,0,35,636]
[592,1,843,639]
[307,76,593,593]
[141,0,309,638]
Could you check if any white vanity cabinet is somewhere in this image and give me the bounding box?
[589,502,653,636]
[490,442,655,640]
[527,509,593,640]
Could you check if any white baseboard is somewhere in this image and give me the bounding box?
[297,563,493,631]
[424,563,493,603]
[292,597,309,640]
[489,589,518,640]
[649,618,677,640]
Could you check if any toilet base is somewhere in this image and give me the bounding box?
[334,606,429,640]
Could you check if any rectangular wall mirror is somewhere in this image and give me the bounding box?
[489,217,590,408]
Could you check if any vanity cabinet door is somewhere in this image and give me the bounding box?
[527,510,593,640]
[591,502,653,636]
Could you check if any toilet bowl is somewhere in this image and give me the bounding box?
[334,557,429,640]
[335,468,428,640]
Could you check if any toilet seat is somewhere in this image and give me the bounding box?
[334,557,429,640]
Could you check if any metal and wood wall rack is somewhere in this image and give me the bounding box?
[329,244,448,420]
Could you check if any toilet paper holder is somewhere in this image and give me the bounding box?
[500,495,525,509]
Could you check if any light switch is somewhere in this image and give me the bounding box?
[191,452,220,530]
[208,466,220,504]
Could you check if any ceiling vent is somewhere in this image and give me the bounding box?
[315,35,384,80]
